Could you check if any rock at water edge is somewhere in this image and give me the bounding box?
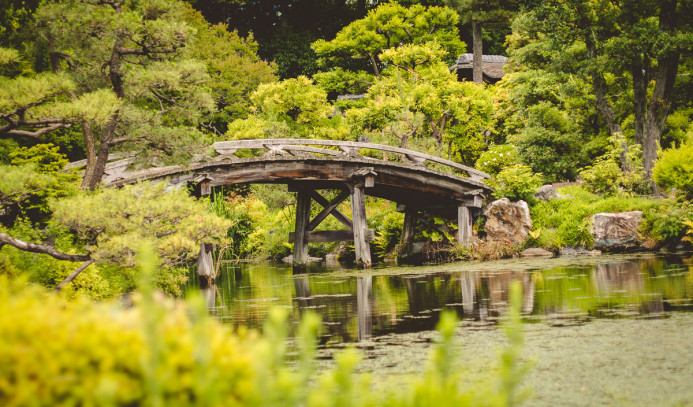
[485,198,533,245]
[591,211,643,251]
[522,247,554,258]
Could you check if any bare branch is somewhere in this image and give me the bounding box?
[53,260,95,293]
[150,88,178,105]
[117,47,177,56]
[5,123,70,138]
[0,233,91,262]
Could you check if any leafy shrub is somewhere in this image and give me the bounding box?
[475,144,519,176]
[515,102,585,182]
[368,200,404,257]
[653,143,693,200]
[530,186,665,249]
[0,144,80,225]
[579,134,646,195]
[641,201,693,247]
[490,164,543,202]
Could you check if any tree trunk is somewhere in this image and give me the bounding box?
[585,35,632,171]
[472,19,483,84]
[642,0,679,181]
[81,118,116,190]
[631,55,648,148]
[80,121,98,189]
[82,29,126,190]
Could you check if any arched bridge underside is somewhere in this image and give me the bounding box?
[98,139,493,268]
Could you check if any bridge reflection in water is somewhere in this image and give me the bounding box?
[191,255,693,343]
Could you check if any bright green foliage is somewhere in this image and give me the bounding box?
[530,186,667,250]
[0,258,530,406]
[475,144,519,176]
[312,2,464,76]
[32,0,219,183]
[181,5,276,132]
[0,275,255,406]
[580,134,646,195]
[313,67,374,96]
[490,164,542,202]
[0,145,80,223]
[653,142,693,199]
[348,43,494,164]
[251,76,331,124]
[9,143,68,173]
[50,183,232,267]
[226,76,343,141]
[642,201,693,248]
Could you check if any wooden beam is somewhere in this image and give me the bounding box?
[310,190,353,230]
[293,187,312,266]
[461,195,483,208]
[289,229,374,243]
[307,190,351,231]
[351,184,372,268]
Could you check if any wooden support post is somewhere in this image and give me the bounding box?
[350,183,372,268]
[401,208,417,245]
[197,242,215,284]
[458,206,473,247]
[293,187,312,267]
[357,276,373,341]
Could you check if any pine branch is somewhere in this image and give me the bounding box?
[0,233,91,262]
[5,123,70,138]
[53,260,95,293]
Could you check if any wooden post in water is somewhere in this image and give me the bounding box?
[197,242,215,284]
[197,180,216,283]
[401,208,417,245]
[350,183,372,268]
[293,186,311,267]
[458,206,473,247]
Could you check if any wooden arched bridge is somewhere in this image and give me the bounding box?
[87,139,492,268]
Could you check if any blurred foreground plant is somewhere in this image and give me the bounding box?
[0,246,530,406]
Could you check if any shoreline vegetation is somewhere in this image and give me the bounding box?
[1,0,692,405]
[0,248,531,406]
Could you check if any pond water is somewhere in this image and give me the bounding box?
[188,253,693,406]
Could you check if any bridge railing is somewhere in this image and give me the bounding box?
[213,139,490,181]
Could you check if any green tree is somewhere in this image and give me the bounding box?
[34,0,217,189]
[347,43,494,164]
[312,2,465,95]
[1,182,231,291]
[507,0,693,183]
[181,5,276,135]
[225,76,342,140]
[0,47,120,164]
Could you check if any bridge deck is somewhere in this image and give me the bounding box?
[105,155,491,209]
